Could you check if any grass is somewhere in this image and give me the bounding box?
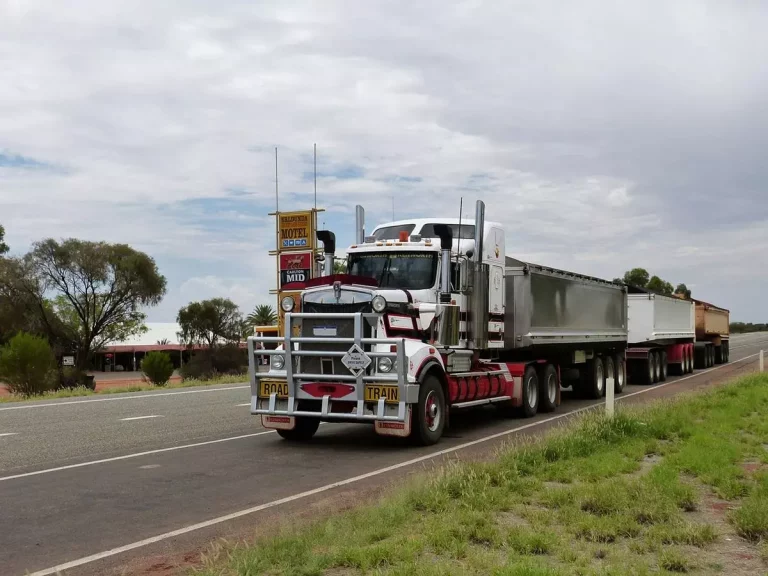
[0,373,247,403]
[194,373,768,576]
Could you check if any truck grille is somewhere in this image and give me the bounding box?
[299,304,373,376]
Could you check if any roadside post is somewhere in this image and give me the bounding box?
[760,350,764,373]
[605,368,615,418]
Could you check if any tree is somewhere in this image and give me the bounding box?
[157,338,170,345]
[177,297,242,348]
[246,304,277,326]
[0,239,166,371]
[674,283,692,299]
[622,268,650,288]
[0,223,8,255]
[333,258,347,274]
[646,276,674,296]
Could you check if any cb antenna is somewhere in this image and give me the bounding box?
[392,196,395,221]
[313,142,317,210]
[274,146,279,212]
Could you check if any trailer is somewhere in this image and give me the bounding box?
[247,199,632,446]
[692,298,730,368]
[626,287,696,384]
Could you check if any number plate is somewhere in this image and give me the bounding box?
[259,380,288,398]
[364,385,399,403]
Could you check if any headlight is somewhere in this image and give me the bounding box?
[271,354,285,370]
[378,357,393,373]
[372,295,387,313]
[280,296,295,312]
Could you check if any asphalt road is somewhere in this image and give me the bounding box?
[1,332,767,576]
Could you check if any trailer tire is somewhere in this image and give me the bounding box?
[277,417,320,442]
[412,374,446,446]
[537,363,558,413]
[660,351,668,381]
[584,357,605,399]
[694,346,706,370]
[686,346,694,373]
[710,346,716,367]
[614,355,626,394]
[519,365,540,417]
[723,341,730,363]
[641,354,654,385]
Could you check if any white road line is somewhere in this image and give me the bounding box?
[26,352,761,576]
[0,431,275,483]
[120,415,163,421]
[0,385,249,411]
[237,403,251,407]
[0,432,18,437]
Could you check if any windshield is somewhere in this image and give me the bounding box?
[348,251,438,290]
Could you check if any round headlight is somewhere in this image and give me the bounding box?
[280,295,295,312]
[378,357,393,373]
[271,354,285,370]
[372,295,387,313]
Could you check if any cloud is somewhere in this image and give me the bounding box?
[0,0,766,322]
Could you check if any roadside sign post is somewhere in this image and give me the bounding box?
[760,350,764,373]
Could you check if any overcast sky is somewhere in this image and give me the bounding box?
[1,0,766,322]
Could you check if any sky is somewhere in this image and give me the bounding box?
[1,0,766,322]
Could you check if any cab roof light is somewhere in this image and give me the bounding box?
[364,235,376,243]
[398,230,409,242]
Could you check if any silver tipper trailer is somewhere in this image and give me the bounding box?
[503,258,628,350]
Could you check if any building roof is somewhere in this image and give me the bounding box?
[110,323,182,347]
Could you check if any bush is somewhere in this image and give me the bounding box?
[57,366,96,391]
[141,351,175,386]
[180,345,247,381]
[0,332,57,396]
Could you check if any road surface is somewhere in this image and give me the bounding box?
[1,332,766,576]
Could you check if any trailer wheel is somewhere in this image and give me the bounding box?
[710,346,716,367]
[614,355,626,394]
[723,341,730,363]
[603,355,616,395]
[519,365,539,417]
[537,363,558,413]
[660,351,668,381]
[584,357,605,399]
[641,354,654,385]
[277,417,320,442]
[688,344,696,374]
[694,346,705,370]
[412,374,446,446]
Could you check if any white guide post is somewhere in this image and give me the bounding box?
[760,350,765,373]
[605,371,615,418]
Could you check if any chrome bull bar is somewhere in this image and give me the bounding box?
[247,312,413,422]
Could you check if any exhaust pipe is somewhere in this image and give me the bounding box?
[355,205,365,244]
[316,230,336,276]
[469,200,488,350]
[473,199,485,263]
[432,224,453,304]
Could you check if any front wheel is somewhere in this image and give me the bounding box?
[412,374,446,446]
[276,417,320,442]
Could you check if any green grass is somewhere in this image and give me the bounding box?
[193,373,768,576]
[0,373,247,403]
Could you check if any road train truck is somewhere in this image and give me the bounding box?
[248,199,631,446]
[625,289,730,385]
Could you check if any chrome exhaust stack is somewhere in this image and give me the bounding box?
[469,200,488,350]
[316,230,336,276]
[355,205,365,244]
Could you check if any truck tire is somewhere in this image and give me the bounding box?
[537,363,558,413]
[651,351,660,383]
[694,346,706,370]
[603,355,615,395]
[519,365,540,417]
[660,351,668,381]
[641,354,654,385]
[715,345,723,364]
[585,357,605,399]
[412,374,446,446]
[277,417,320,442]
[723,341,730,363]
[710,346,716,367]
[686,346,694,373]
[614,354,626,394]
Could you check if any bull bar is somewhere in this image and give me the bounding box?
[247,312,413,422]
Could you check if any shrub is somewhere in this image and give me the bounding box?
[57,366,96,390]
[141,351,174,386]
[180,346,247,380]
[0,332,57,396]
